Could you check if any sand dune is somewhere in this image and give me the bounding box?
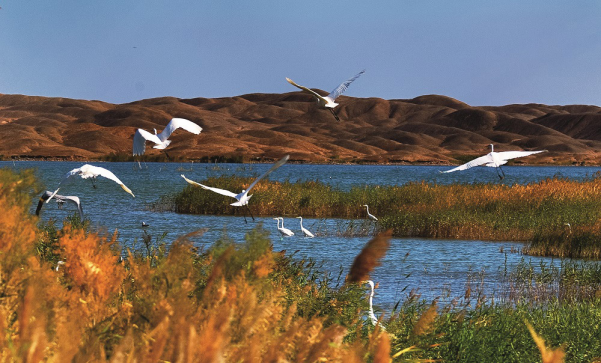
[1,92,600,164]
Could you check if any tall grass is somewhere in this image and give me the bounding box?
[174,175,601,251]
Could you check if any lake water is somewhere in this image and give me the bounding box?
[3,161,599,310]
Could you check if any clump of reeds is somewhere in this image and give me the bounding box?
[174,175,601,252]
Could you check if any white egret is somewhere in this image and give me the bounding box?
[132,117,202,156]
[365,280,386,330]
[363,205,378,221]
[440,144,546,180]
[55,260,65,272]
[296,216,314,238]
[36,190,83,218]
[286,70,365,122]
[273,217,294,237]
[47,164,135,203]
[181,155,290,223]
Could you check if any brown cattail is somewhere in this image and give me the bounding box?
[347,231,391,283]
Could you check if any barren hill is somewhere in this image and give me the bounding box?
[1,91,601,165]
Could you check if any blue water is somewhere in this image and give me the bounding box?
[3,161,598,309]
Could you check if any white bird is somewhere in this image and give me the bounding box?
[274,217,294,237]
[441,144,546,180]
[133,117,202,156]
[181,155,290,223]
[47,164,135,203]
[55,260,65,272]
[296,216,314,238]
[36,190,83,218]
[365,280,386,330]
[363,204,378,221]
[286,70,365,122]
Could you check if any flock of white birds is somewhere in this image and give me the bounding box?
[32,73,549,328]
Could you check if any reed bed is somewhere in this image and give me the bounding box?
[174,175,601,251]
[4,168,601,361]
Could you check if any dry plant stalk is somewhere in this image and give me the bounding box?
[412,302,438,337]
[347,230,391,283]
[525,321,565,363]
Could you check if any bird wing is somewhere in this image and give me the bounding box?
[244,155,290,193]
[86,165,135,198]
[57,195,83,217]
[286,78,326,100]
[327,69,365,100]
[181,175,238,198]
[35,191,54,215]
[496,150,546,162]
[133,129,162,155]
[441,154,494,173]
[157,118,202,142]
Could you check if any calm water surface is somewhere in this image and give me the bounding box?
[4,161,598,309]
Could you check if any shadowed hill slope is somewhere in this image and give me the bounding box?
[1,92,600,164]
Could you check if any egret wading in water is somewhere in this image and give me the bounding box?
[440,144,546,180]
[181,155,290,223]
[36,191,83,218]
[47,164,135,203]
[365,280,386,330]
[133,117,202,165]
[286,70,365,122]
[296,216,314,238]
[363,205,378,221]
[273,217,294,237]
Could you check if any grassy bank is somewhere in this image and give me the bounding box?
[3,168,601,361]
[174,175,601,249]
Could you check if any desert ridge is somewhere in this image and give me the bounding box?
[1,92,600,164]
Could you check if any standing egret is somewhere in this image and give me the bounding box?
[181,155,290,223]
[133,117,202,157]
[296,216,314,238]
[363,205,378,221]
[286,70,365,122]
[365,280,386,330]
[47,164,135,203]
[273,217,294,237]
[440,144,546,180]
[36,191,83,218]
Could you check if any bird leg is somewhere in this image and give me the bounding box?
[496,166,506,180]
[92,178,97,189]
[163,150,171,162]
[246,205,255,221]
[329,108,341,122]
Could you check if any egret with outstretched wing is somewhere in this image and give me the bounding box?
[133,117,202,156]
[286,70,365,121]
[36,191,83,218]
[441,144,546,180]
[181,155,290,222]
[47,164,135,202]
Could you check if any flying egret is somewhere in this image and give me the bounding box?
[47,164,135,203]
[36,190,83,218]
[440,144,546,180]
[273,217,294,237]
[365,280,386,330]
[296,216,314,238]
[286,70,365,122]
[181,155,290,223]
[363,205,378,221]
[132,117,202,157]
